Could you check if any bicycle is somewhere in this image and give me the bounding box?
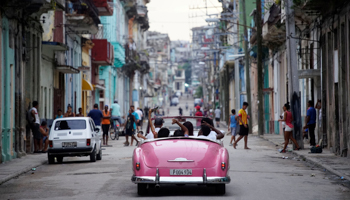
[109,119,120,140]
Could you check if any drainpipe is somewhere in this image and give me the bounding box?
[0,11,2,163]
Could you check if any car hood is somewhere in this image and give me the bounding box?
[141,139,222,168]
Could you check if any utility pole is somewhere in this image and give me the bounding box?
[242,0,252,133]
[256,0,264,135]
[285,0,303,148]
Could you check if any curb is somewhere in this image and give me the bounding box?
[0,160,47,185]
[260,136,350,181]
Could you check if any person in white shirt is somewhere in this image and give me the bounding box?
[214,107,221,127]
[29,101,42,153]
[135,107,143,131]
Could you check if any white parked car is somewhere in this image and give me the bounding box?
[47,117,102,164]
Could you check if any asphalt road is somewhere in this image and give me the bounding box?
[0,95,349,200]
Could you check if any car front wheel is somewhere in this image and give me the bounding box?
[137,184,147,196]
[90,147,96,162]
[215,184,226,195]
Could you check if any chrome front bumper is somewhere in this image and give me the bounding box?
[131,168,230,184]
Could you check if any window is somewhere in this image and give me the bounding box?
[54,120,87,130]
[176,70,182,77]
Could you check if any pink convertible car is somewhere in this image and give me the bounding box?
[131,116,230,195]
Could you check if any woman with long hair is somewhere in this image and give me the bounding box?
[278,103,301,153]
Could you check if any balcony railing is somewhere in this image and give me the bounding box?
[66,0,100,34]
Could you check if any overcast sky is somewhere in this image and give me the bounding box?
[147,0,222,42]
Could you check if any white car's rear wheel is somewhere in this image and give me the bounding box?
[48,155,55,164]
[56,156,63,164]
[90,147,96,162]
[96,149,102,160]
[137,184,147,196]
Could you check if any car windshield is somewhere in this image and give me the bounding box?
[54,120,86,130]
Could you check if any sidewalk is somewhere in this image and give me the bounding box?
[262,134,350,181]
[0,153,47,185]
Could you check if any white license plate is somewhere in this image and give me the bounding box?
[170,169,192,175]
[62,142,77,147]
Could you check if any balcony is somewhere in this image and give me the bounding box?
[66,0,100,34]
[111,41,126,68]
[120,0,136,10]
[93,0,113,16]
[91,39,114,66]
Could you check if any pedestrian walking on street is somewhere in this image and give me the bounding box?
[28,101,42,153]
[55,109,63,119]
[279,103,301,153]
[135,107,143,131]
[88,104,103,127]
[39,121,49,153]
[178,107,183,116]
[189,109,193,116]
[214,107,221,127]
[233,102,250,149]
[186,102,188,110]
[304,100,317,146]
[195,106,203,129]
[315,99,322,128]
[111,100,122,132]
[130,105,140,146]
[228,109,238,146]
[123,109,138,146]
[280,110,286,144]
[102,105,111,146]
[76,107,83,117]
[64,105,75,117]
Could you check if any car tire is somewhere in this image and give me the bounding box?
[137,184,147,196]
[90,147,97,162]
[96,148,102,160]
[48,155,55,164]
[215,184,226,195]
[56,156,63,164]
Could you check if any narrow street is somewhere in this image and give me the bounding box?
[0,97,349,200]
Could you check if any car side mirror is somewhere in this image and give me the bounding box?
[94,128,100,132]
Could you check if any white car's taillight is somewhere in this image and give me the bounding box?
[221,162,226,170]
[136,162,140,170]
[86,139,91,146]
[49,140,53,148]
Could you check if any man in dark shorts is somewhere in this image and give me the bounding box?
[29,101,42,153]
[233,102,250,149]
[123,109,138,146]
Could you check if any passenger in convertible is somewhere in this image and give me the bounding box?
[198,118,225,140]
[182,121,194,136]
[172,119,189,137]
[137,108,169,139]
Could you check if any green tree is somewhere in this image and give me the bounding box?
[179,62,192,84]
[195,86,203,98]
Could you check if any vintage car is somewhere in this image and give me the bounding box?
[131,116,230,195]
[47,117,102,164]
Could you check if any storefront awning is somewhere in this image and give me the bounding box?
[82,79,93,91]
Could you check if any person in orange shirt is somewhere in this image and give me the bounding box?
[102,105,111,145]
[233,102,250,149]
